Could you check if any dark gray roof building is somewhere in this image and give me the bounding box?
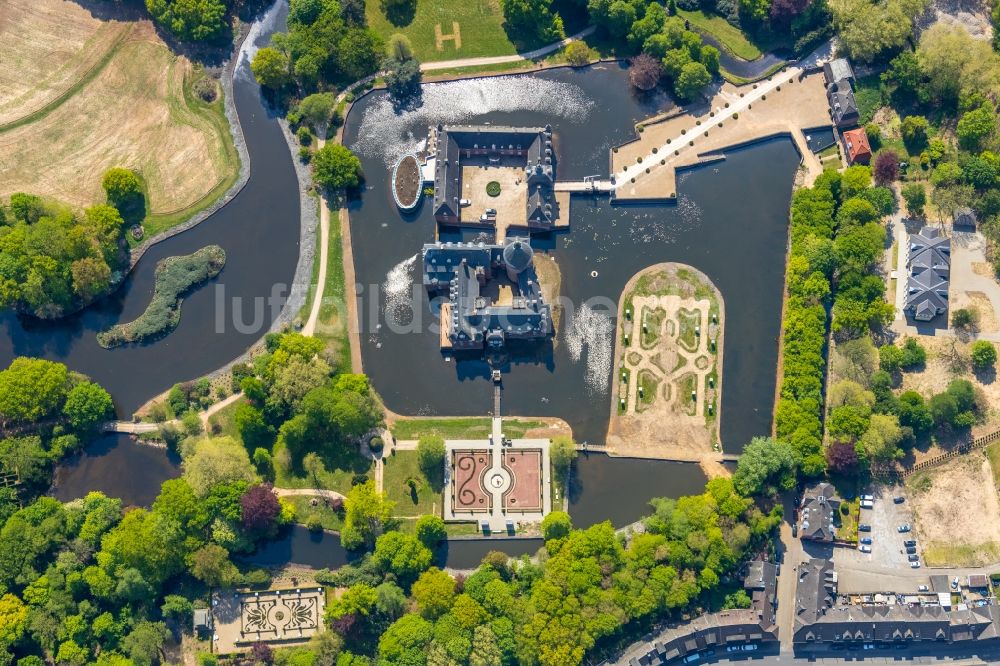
[793,559,1000,647]
[823,58,856,88]
[423,238,553,351]
[954,207,978,228]
[828,82,860,127]
[798,483,841,542]
[431,124,558,228]
[904,226,950,322]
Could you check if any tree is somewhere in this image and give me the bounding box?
[251,47,292,89]
[235,403,275,450]
[411,567,456,619]
[313,144,363,190]
[99,508,187,587]
[385,56,422,107]
[897,390,933,435]
[549,435,578,474]
[101,168,143,207]
[416,435,445,479]
[0,357,69,425]
[189,544,241,587]
[841,165,872,198]
[181,436,257,497]
[341,480,394,549]
[732,436,797,496]
[145,0,229,42]
[62,381,113,431]
[952,307,979,332]
[918,24,1000,105]
[387,33,414,61]
[378,614,434,665]
[900,337,927,368]
[565,41,593,67]
[469,625,504,666]
[381,0,417,25]
[901,115,929,151]
[0,593,27,647]
[541,510,572,541]
[879,344,905,372]
[161,595,194,624]
[297,93,337,135]
[825,440,859,472]
[240,483,281,535]
[830,0,929,63]
[859,413,904,463]
[372,532,432,583]
[971,340,997,370]
[414,514,446,548]
[901,183,926,216]
[339,29,386,80]
[501,0,563,42]
[873,150,899,185]
[629,53,662,91]
[674,61,711,100]
[70,257,112,302]
[957,104,996,150]
[122,621,168,666]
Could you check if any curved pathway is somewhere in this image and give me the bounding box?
[420,26,596,71]
[273,487,346,501]
[301,137,330,337]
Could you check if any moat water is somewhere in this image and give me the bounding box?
[33,2,799,569]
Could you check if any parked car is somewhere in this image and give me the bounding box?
[893,496,905,504]
[863,643,875,650]
[908,554,920,562]
[859,545,872,553]
[485,208,497,215]
[952,577,960,589]
[860,500,874,509]
[905,546,916,554]
[792,524,798,537]
[898,524,911,533]
[860,537,873,545]
[859,524,872,532]
[911,561,921,569]
[775,564,781,577]
[861,494,875,502]
[459,198,471,206]
[683,653,700,663]
[918,585,929,592]
[904,539,917,547]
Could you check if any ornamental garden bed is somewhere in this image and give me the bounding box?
[393,154,421,209]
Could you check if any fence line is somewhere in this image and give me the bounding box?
[870,428,1000,482]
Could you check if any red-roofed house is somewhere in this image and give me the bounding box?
[842,128,872,165]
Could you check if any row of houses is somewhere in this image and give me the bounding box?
[904,225,951,322]
[611,562,779,666]
[794,559,1000,645]
[821,58,874,166]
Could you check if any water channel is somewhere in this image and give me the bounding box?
[30,3,800,570]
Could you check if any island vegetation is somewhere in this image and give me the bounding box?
[97,245,227,349]
[0,192,126,319]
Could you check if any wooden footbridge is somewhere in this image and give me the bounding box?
[575,442,739,464]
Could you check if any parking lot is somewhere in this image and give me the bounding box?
[833,486,918,572]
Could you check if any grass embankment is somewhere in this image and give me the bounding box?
[287,495,345,532]
[97,245,226,348]
[303,198,350,369]
[0,11,239,241]
[364,0,517,62]
[272,441,373,495]
[390,418,546,440]
[676,9,762,60]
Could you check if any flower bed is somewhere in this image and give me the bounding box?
[486,181,501,197]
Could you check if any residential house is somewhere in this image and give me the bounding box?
[842,127,871,165]
[798,483,841,543]
[904,226,950,322]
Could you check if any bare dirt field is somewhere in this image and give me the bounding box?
[0,0,130,126]
[0,0,236,224]
[907,454,1000,566]
[898,334,1000,436]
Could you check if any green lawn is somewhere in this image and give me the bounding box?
[853,75,885,125]
[272,441,373,494]
[390,417,545,440]
[206,397,245,439]
[302,198,350,370]
[383,450,441,517]
[676,10,761,61]
[365,0,518,62]
[286,495,344,532]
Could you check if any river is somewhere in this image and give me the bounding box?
[35,4,800,571]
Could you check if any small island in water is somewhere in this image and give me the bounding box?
[97,245,226,349]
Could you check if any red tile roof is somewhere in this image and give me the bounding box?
[843,128,872,164]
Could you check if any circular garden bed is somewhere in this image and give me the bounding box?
[392,153,422,210]
[486,181,501,197]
